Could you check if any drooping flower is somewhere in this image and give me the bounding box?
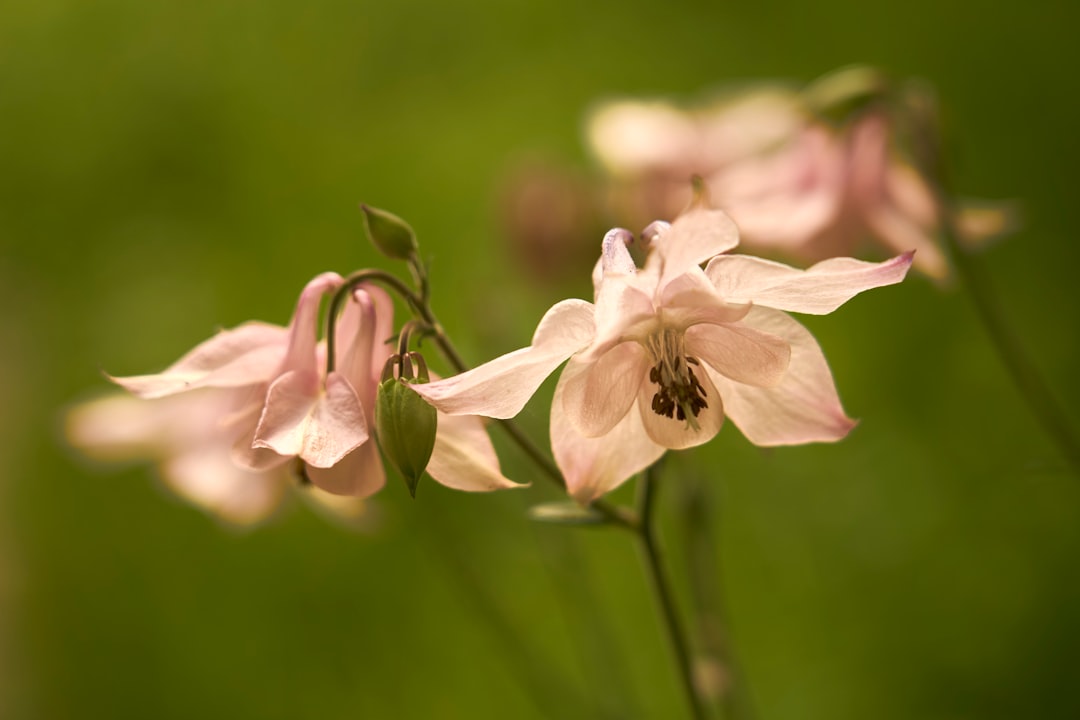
[298,284,523,497]
[105,272,519,500]
[413,207,912,502]
[64,389,364,527]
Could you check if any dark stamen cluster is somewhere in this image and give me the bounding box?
[649,356,708,422]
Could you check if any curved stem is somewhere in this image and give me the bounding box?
[637,464,708,720]
[325,269,426,375]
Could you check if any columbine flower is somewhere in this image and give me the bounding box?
[413,207,912,502]
[106,273,519,499]
[713,111,955,277]
[588,86,1012,281]
[66,390,300,526]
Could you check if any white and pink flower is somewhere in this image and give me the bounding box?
[414,207,912,502]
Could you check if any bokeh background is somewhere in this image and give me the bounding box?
[3,1,1079,718]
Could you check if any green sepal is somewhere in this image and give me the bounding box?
[527,501,611,526]
[375,378,437,498]
[360,204,418,261]
[803,65,890,126]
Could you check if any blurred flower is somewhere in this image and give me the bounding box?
[414,207,912,502]
[67,390,301,527]
[102,273,519,501]
[587,87,805,229]
[587,77,1013,280]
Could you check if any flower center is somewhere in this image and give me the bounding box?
[645,327,708,429]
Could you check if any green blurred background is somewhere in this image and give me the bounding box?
[3,0,1079,717]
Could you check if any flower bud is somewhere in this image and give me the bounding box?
[803,65,889,125]
[360,204,418,261]
[375,375,437,498]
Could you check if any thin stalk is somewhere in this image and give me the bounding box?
[678,471,754,720]
[941,218,1080,474]
[637,464,708,720]
[908,99,1080,475]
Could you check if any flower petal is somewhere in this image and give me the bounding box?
[163,452,288,526]
[426,413,524,492]
[636,359,725,450]
[551,374,664,504]
[559,343,648,438]
[658,266,751,331]
[412,299,595,418]
[305,439,386,498]
[687,321,790,387]
[705,251,913,315]
[336,285,395,409]
[252,370,367,467]
[110,322,289,398]
[651,207,740,290]
[280,271,345,375]
[709,307,856,445]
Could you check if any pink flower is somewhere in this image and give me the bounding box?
[66,390,302,526]
[413,208,912,502]
[107,273,518,499]
[713,112,952,277]
[588,93,1012,280]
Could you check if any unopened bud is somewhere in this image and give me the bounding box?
[360,204,418,261]
[803,65,889,125]
[375,353,437,497]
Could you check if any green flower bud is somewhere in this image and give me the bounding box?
[360,204,418,261]
[375,376,437,498]
[803,65,890,125]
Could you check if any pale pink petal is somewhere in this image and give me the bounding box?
[686,321,790,388]
[600,228,637,275]
[559,343,648,438]
[163,453,287,526]
[587,100,701,175]
[280,271,345,375]
[585,279,655,360]
[714,127,845,250]
[413,299,595,418]
[551,374,665,504]
[336,285,395,412]
[885,161,939,230]
[863,205,948,280]
[636,360,724,450]
[651,207,740,290]
[110,322,289,398]
[305,440,386,498]
[705,251,913,315]
[710,308,856,445]
[658,267,751,331]
[426,413,524,492]
[230,402,293,471]
[252,370,367,467]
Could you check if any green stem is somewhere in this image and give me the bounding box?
[325,269,425,375]
[637,464,708,720]
[941,220,1080,475]
[908,101,1080,476]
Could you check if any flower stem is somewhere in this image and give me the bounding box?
[907,99,1080,476]
[637,463,708,720]
[941,220,1080,475]
[325,269,426,375]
